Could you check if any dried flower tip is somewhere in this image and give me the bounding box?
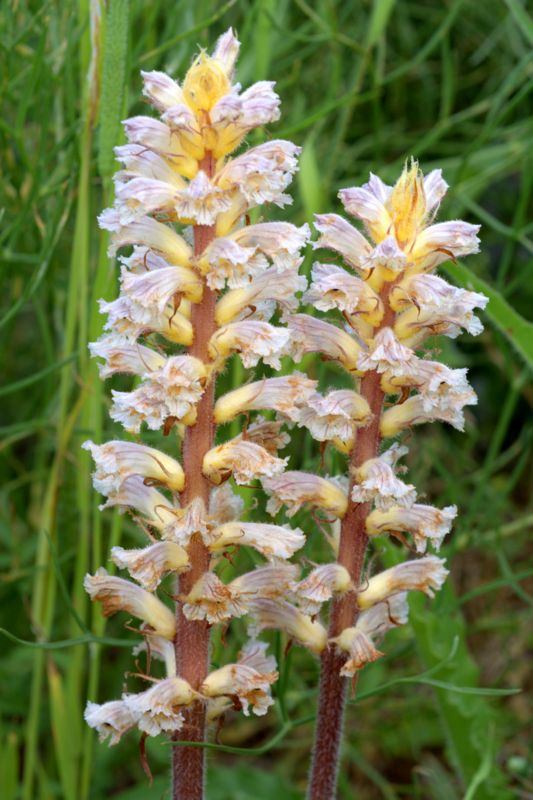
[182,572,247,624]
[200,663,277,717]
[313,213,372,276]
[351,446,416,510]
[208,321,291,370]
[366,504,457,553]
[209,483,245,525]
[357,327,415,375]
[380,385,477,436]
[209,521,305,560]
[84,700,136,745]
[304,262,383,325]
[84,568,175,638]
[123,677,196,736]
[89,334,164,379]
[244,416,290,454]
[358,555,448,610]
[83,439,185,494]
[111,542,189,591]
[161,497,214,547]
[203,439,287,485]
[288,314,362,373]
[294,564,352,615]
[214,268,306,323]
[248,598,328,654]
[110,355,207,433]
[238,639,277,674]
[297,389,372,444]
[214,373,317,424]
[263,472,348,519]
[332,593,409,676]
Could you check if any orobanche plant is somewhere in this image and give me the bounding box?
[83,25,488,800]
[84,28,313,799]
[282,163,486,798]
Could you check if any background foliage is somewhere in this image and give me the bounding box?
[1,1,532,798]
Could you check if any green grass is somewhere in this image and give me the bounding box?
[1,1,532,798]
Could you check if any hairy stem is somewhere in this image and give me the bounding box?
[308,295,394,800]
[172,155,216,800]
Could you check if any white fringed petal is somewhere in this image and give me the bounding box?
[288,314,362,373]
[140,70,185,111]
[214,373,317,424]
[366,504,457,552]
[313,213,373,274]
[357,327,416,374]
[111,542,189,591]
[209,521,305,559]
[203,439,287,485]
[332,593,409,676]
[84,568,176,638]
[123,677,195,736]
[293,564,352,615]
[83,439,184,494]
[209,321,291,369]
[200,662,277,716]
[262,471,348,518]
[247,597,328,654]
[174,170,233,224]
[351,445,416,510]
[96,474,177,530]
[99,213,192,265]
[84,700,136,745]
[297,389,372,443]
[215,267,306,323]
[358,555,448,609]
[89,334,165,378]
[304,262,382,320]
[110,355,206,433]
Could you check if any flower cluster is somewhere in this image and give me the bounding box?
[258,161,485,677]
[84,29,313,746]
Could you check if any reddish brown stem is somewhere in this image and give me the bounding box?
[308,296,395,800]
[172,155,216,800]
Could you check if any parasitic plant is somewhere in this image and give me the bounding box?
[281,162,486,798]
[83,28,316,800]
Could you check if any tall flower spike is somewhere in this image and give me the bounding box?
[85,29,309,800]
[302,161,485,800]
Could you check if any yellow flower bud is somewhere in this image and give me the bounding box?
[386,159,426,248]
[182,54,231,113]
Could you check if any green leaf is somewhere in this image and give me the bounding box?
[443,261,533,371]
[298,135,325,219]
[48,660,78,800]
[504,0,533,47]
[98,0,130,178]
[366,0,397,47]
